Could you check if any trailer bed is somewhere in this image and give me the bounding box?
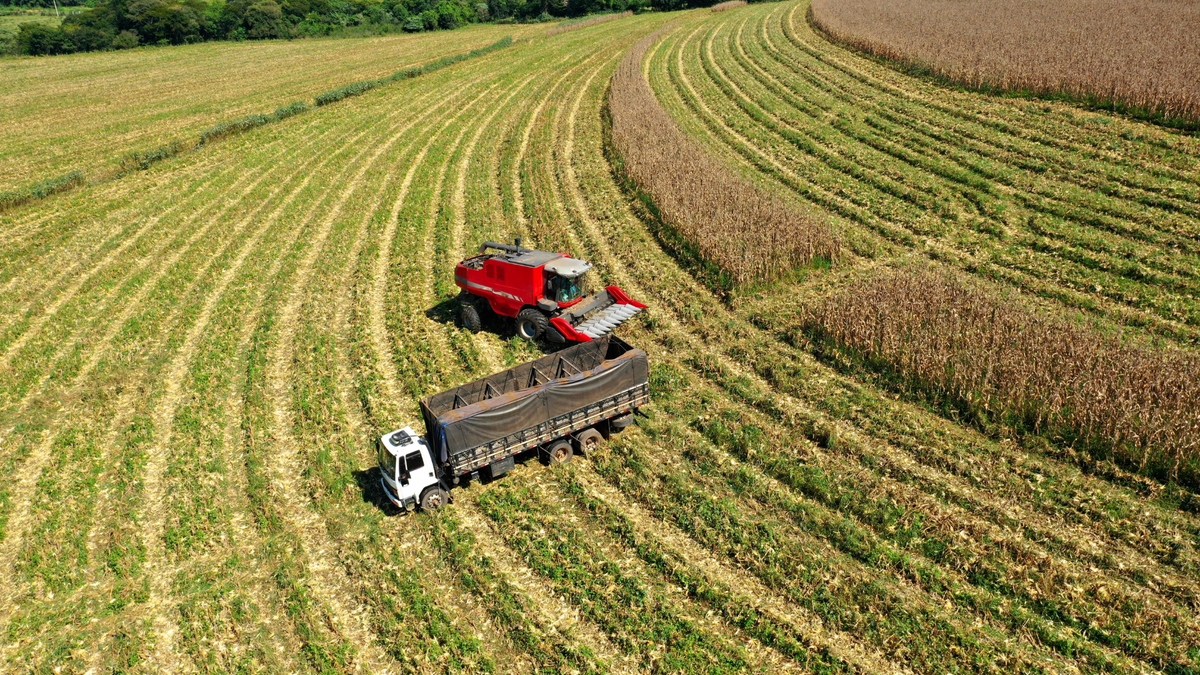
[420,335,649,477]
[448,382,648,475]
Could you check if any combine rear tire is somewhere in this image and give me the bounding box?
[460,304,482,333]
[516,308,548,340]
[546,440,573,464]
[574,428,604,455]
[420,487,448,510]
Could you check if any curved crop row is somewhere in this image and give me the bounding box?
[711,1,747,12]
[646,1,1200,341]
[1,5,1199,673]
[609,26,838,287]
[564,14,1199,672]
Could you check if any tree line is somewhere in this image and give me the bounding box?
[3,0,740,56]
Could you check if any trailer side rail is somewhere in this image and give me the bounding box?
[449,383,649,475]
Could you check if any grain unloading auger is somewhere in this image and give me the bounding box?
[454,240,647,343]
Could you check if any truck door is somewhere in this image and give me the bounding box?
[398,446,434,489]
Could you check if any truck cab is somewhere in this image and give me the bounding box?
[378,427,446,511]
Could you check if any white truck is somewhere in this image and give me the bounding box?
[378,334,650,511]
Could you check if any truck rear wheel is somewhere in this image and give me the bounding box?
[516,308,548,340]
[610,412,634,432]
[574,428,604,455]
[546,440,573,464]
[420,487,448,510]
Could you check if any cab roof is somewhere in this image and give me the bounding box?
[381,427,424,455]
[503,250,562,267]
[544,257,592,278]
[488,248,592,277]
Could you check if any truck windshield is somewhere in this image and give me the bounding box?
[551,274,584,303]
[378,443,397,480]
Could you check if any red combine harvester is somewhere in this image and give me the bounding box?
[455,240,646,343]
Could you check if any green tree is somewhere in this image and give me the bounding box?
[241,0,282,37]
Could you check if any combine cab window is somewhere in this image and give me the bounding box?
[549,274,584,304]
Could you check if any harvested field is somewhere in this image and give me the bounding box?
[0,23,542,192]
[547,11,632,37]
[810,0,1200,125]
[1,1,1199,673]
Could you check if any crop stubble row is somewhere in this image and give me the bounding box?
[0,24,542,193]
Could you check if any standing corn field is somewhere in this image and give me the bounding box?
[810,0,1200,126]
[804,266,1200,488]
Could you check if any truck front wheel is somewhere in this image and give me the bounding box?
[516,309,548,340]
[420,487,448,510]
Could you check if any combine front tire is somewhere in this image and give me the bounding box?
[460,304,482,333]
[516,308,548,340]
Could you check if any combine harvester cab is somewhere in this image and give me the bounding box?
[454,240,647,343]
[378,335,649,511]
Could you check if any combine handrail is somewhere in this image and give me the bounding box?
[478,240,530,255]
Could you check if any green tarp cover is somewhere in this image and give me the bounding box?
[420,336,647,461]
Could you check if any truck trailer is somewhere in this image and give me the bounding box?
[378,334,650,511]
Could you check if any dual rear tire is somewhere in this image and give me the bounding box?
[546,440,573,464]
[545,427,606,465]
